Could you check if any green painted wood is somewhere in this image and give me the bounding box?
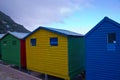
[68,36,85,79]
[1,34,21,66]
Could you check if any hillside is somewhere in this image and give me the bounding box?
[0,11,30,33]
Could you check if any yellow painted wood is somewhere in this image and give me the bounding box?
[26,29,69,79]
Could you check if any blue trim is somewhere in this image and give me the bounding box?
[85,17,120,37]
[24,27,41,39]
[30,38,36,46]
[24,26,83,39]
[50,37,58,46]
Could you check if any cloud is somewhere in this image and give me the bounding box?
[0,0,92,31]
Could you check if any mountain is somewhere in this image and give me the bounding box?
[0,11,30,34]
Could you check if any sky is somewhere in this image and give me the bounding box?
[0,0,120,34]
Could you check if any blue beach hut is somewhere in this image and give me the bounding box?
[85,17,120,80]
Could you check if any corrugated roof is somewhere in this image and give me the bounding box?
[0,34,5,39]
[24,26,83,39]
[8,32,29,39]
[44,27,83,36]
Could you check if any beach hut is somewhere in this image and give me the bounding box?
[0,34,5,59]
[1,32,29,68]
[85,17,120,80]
[25,26,85,80]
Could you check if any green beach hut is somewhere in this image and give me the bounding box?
[1,32,28,68]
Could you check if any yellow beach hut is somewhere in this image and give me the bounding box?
[24,26,85,80]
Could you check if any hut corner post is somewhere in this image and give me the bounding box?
[19,66,21,70]
[27,70,31,74]
[45,74,48,80]
[65,77,71,80]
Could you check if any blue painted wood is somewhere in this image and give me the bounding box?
[85,17,120,80]
[107,44,116,51]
